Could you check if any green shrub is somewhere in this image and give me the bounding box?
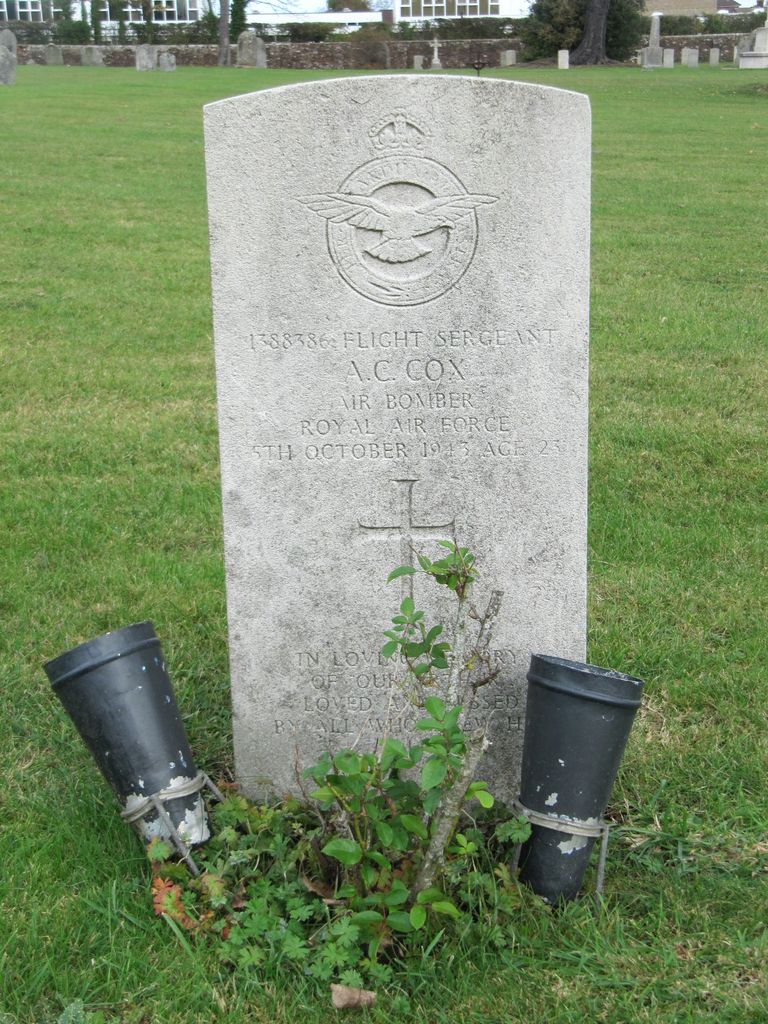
[52,18,91,43]
[4,18,51,42]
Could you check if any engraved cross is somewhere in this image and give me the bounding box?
[359,479,455,600]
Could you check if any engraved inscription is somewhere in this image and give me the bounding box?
[298,113,498,307]
[359,479,455,599]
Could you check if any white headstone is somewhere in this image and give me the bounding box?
[558,49,569,69]
[158,51,176,72]
[135,43,156,71]
[739,24,768,67]
[237,30,267,68]
[663,48,675,68]
[82,45,104,67]
[500,49,517,67]
[681,46,699,68]
[204,78,591,805]
[45,43,64,66]
[0,43,16,85]
[708,47,720,65]
[0,28,17,55]
[413,54,424,70]
[640,17,663,70]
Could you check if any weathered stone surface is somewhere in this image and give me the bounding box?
[413,54,424,70]
[82,45,104,67]
[500,49,517,67]
[158,51,176,71]
[204,77,591,805]
[135,43,156,71]
[557,49,569,69]
[708,47,720,65]
[45,43,63,66]
[681,46,699,67]
[663,48,675,67]
[0,28,17,55]
[649,12,661,48]
[237,30,267,68]
[640,46,664,67]
[0,44,16,85]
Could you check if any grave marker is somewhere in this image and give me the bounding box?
[558,49,569,69]
[0,28,17,55]
[0,43,15,85]
[135,44,156,71]
[204,77,591,804]
[45,44,63,66]
[158,51,176,72]
[237,31,267,68]
[500,49,517,67]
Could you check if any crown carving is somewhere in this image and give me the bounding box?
[368,112,431,154]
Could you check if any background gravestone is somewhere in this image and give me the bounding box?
[158,51,176,72]
[709,47,720,66]
[558,49,569,69]
[0,44,16,85]
[682,47,699,67]
[45,44,63,66]
[237,31,266,68]
[640,13,663,67]
[82,45,104,67]
[663,48,675,67]
[204,77,591,805]
[0,28,17,55]
[501,49,517,67]
[135,44,156,71]
[413,54,424,70]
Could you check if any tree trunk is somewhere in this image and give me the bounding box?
[571,0,610,65]
[218,0,230,66]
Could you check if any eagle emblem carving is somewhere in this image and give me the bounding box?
[299,192,497,265]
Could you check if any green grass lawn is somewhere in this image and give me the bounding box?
[1,64,766,1024]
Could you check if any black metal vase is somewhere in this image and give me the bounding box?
[516,654,644,902]
[44,622,212,862]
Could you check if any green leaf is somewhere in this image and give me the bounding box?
[387,565,417,583]
[421,757,448,791]
[382,738,408,759]
[405,642,425,658]
[322,838,363,866]
[425,624,443,644]
[380,640,399,659]
[399,814,428,840]
[437,540,456,550]
[375,821,394,847]
[431,900,461,919]
[412,663,432,678]
[475,790,494,809]
[309,786,336,804]
[361,862,378,888]
[443,706,461,731]
[333,749,361,775]
[399,596,415,616]
[415,717,443,731]
[366,850,391,870]
[416,552,432,571]
[425,696,446,721]
[336,883,357,899]
[416,887,445,905]
[350,910,384,925]
[386,911,413,933]
[409,904,427,930]
[383,881,409,907]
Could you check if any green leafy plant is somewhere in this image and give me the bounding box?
[148,543,530,991]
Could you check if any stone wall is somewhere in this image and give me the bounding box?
[16,39,519,70]
[17,44,236,66]
[657,33,743,60]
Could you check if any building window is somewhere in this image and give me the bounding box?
[17,0,44,19]
[0,0,8,18]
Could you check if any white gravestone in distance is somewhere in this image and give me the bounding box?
[413,54,425,70]
[709,47,720,65]
[558,49,569,69]
[0,28,17,55]
[640,12,664,67]
[501,49,517,67]
[0,43,16,85]
[663,48,675,67]
[158,51,176,71]
[45,43,64,65]
[135,44,156,71]
[204,77,591,804]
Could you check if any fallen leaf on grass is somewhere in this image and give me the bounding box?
[330,984,376,1010]
[301,874,343,905]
